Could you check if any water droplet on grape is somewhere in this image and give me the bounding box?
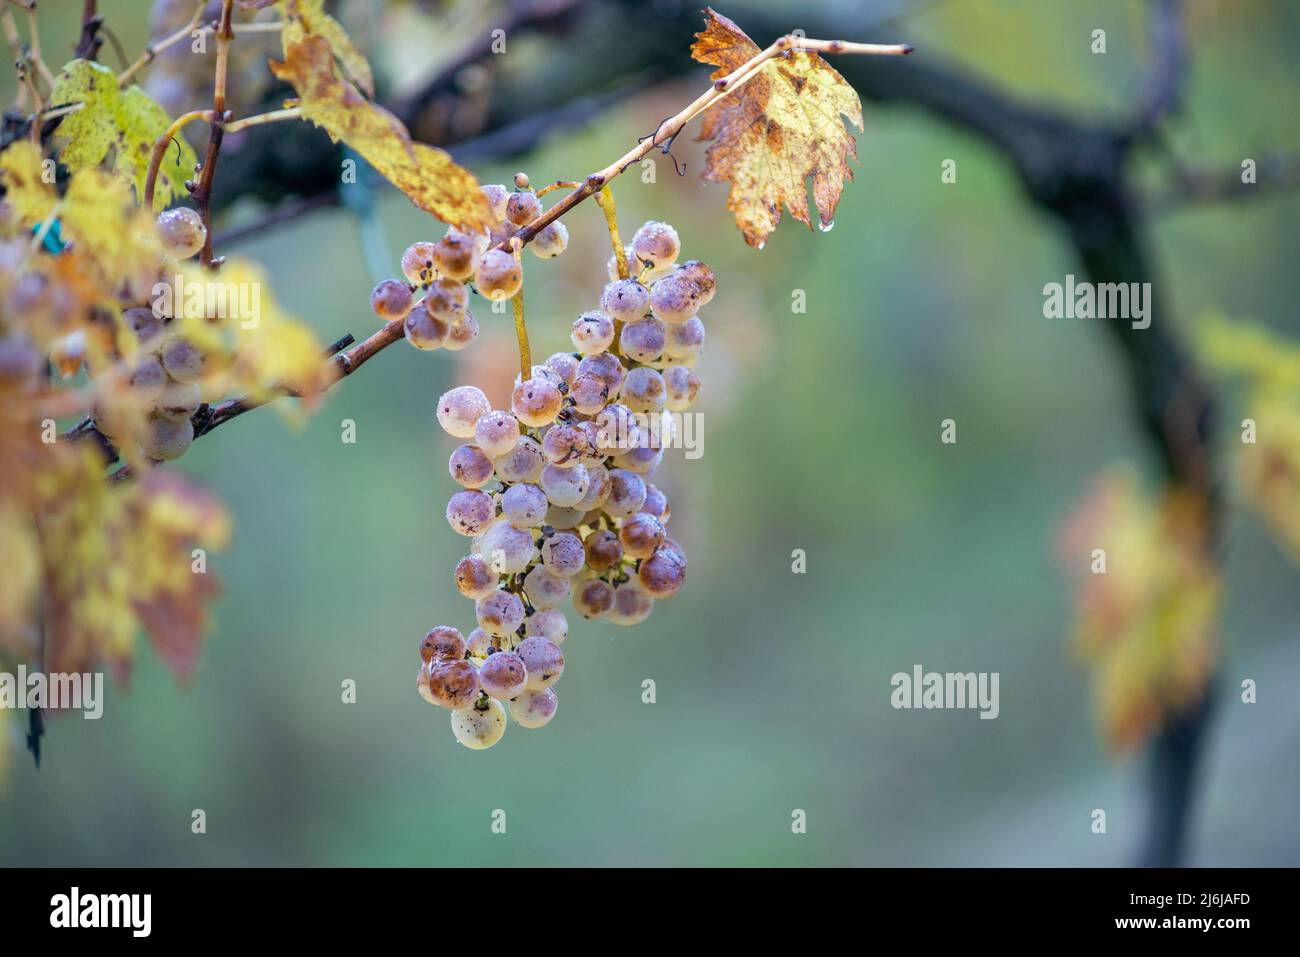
[819,219,835,233]
[755,241,766,251]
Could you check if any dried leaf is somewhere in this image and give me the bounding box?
[692,8,863,247]
[281,0,375,98]
[0,142,57,225]
[269,36,492,232]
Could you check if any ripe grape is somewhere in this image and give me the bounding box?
[544,351,579,386]
[539,531,584,577]
[466,627,494,660]
[493,435,545,483]
[620,512,665,559]
[479,651,528,700]
[524,565,571,610]
[574,464,611,512]
[631,220,680,269]
[417,665,437,706]
[477,589,525,637]
[600,279,650,324]
[161,336,206,383]
[542,422,589,467]
[573,577,615,619]
[482,184,510,221]
[474,249,522,301]
[434,232,477,280]
[155,379,201,421]
[421,626,466,664]
[140,413,194,460]
[546,505,586,530]
[449,445,495,489]
[125,306,165,351]
[594,403,639,453]
[524,607,568,644]
[649,271,701,325]
[583,528,623,572]
[423,278,468,319]
[540,463,590,507]
[530,221,569,258]
[437,386,492,438]
[506,190,541,226]
[474,410,520,459]
[400,241,438,285]
[128,354,167,401]
[571,310,615,355]
[605,468,647,518]
[478,520,537,574]
[576,352,625,398]
[663,315,705,362]
[444,311,479,350]
[455,555,498,600]
[516,636,564,690]
[427,659,481,709]
[404,305,450,350]
[638,547,686,598]
[510,377,563,427]
[509,688,558,729]
[451,698,507,750]
[619,315,667,363]
[569,374,608,415]
[608,579,654,626]
[664,365,700,411]
[501,483,549,528]
[642,483,670,522]
[679,259,716,306]
[612,443,663,475]
[621,366,666,413]
[156,207,206,260]
[371,279,414,320]
[446,489,495,536]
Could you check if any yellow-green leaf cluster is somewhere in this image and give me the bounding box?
[280,0,375,97]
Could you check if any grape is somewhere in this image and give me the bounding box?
[501,483,549,528]
[477,589,525,638]
[545,505,586,530]
[140,413,193,460]
[594,403,639,453]
[573,578,615,619]
[509,688,558,729]
[583,528,623,572]
[478,521,537,574]
[661,536,688,567]
[569,374,608,415]
[540,463,590,507]
[506,190,541,226]
[156,207,206,260]
[621,366,666,413]
[663,315,705,362]
[516,636,564,690]
[576,352,625,399]
[631,220,680,269]
[638,548,686,598]
[510,378,563,427]
[612,444,663,475]
[421,626,466,664]
[474,249,522,301]
[542,422,589,467]
[417,665,437,706]
[466,627,494,660]
[605,468,647,518]
[404,305,449,350]
[449,445,495,489]
[522,363,565,390]
[524,565,571,609]
[427,659,481,709]
[493,435,545,483]
[525,608,568,645]
[160,335,206,383]
[530,221,569,258]
[400,241,438,285]
[455,555,498,600]
[619,315,667,363]
[575,421,605,465]
[679,259,716,306]
[574,464,611,512]
[642,483,670,522]
[482,184,510,221]
[649,271,701,325]
[128,354,168,401]
[664,365,700,411]
[474,410,521,459]
[600,279,650,324]
[124,306,165,351]
[155,379,201,421]
[545,351,579,386]
[607,244,635,281]
[423,278,468,319]
[608,579,654,626]
[371,278,414,320]
[451,698,507,750]
[446,489,495,536]
[620,512,665,559]
[444,311,479,350]
[571,311,615,356]
[540,531,585,577]
[437,385,492,438]
[479,651,528,700]
[434,232,477,280]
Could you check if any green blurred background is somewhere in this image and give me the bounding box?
[2,0,1298,866]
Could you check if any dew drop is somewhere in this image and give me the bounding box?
[755,241,766,251]
[819,219,835,233]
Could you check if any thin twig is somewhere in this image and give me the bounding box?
[223,106,300,135]
[511,287,530,379]
[117,0,205,87]
[193,0,234,268]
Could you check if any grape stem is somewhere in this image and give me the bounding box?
[223,106,301,135]
[493,33,912,258]
[511,288,531,380]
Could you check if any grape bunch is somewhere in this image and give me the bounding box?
[415,216,711,750]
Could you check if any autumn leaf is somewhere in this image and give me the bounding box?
[280,0,375,98]
[270,36,492,231]
[692,8,863,248]
[48,59,199,210]
[0,142,57,225]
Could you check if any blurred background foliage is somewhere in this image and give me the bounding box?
[1,0,1298,865]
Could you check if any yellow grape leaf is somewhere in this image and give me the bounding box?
[280,0,375,98]
[60,168,161,292]
[1197,311,1300,391]
[48,59,199,210]
[0,142,57,225]
[692,8,863,248]
[270,36,492,231]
